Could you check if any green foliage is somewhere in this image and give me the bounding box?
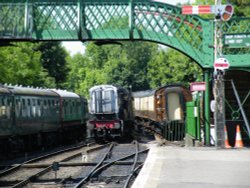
[85,42,108,69]
[65,40,202,98]
[0,42,55,87]
[230,0,250,17]
[148,48,202,88]
[66,41,157,96]
[66,53,106,96]
[38,42,69,88]
[103,42,158,91]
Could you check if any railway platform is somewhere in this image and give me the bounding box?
[132,142,250,188]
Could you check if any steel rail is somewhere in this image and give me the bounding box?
[131,140,139,172]
[9,143,107,188]
[0,142,94,178]
[123,163,144,188]
[123,140,139,188]
[73,142,115,188]
[89,148,149,180]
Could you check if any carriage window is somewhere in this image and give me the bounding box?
[0,97,6,118]
[38,99,40,106]
[21,98,26,118]
[27,99,30,106]
[32,99,36,106]
[15,99,21,118]
[70,101,73,114]
[64,101,67,114]
[52,100,55,106]
[5,98,10,118]
[90,90,116,113]
[0,98,2,117]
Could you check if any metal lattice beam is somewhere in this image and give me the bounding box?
[0,0,249,70]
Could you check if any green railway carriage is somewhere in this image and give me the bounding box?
[52,89,88,125]
[11,86,60,135]
[0,85,88,158]
[0,87,12,138]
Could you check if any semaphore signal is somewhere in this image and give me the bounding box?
[182,4,234,21]
[182,5,211,15]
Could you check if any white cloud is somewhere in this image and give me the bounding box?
[62,41,86,56]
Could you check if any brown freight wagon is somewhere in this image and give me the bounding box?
[133,84,192,140]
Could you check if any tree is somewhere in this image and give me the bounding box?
[102,41,158,91]
[0,42,55,87]
[66,52,107,96]
[38,42,69,88]
[148,48,202,88]
[229,0,250,17]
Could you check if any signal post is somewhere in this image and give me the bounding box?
[182,2,234,147]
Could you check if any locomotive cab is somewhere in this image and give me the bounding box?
[88,85,133,140]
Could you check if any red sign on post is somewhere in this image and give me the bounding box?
[190,82,206,91]
[214,58,230,70]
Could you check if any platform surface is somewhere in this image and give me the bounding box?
[132,143,250,188]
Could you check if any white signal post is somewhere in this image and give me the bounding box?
[182,1,234,148]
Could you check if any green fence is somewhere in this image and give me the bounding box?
[164,120,185,141]
[186,100,201,141]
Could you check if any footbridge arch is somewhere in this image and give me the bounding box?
[0,0,249,70]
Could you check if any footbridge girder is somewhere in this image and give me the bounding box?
[0,0,249,70]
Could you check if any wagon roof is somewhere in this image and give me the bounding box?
[51,89,80,98]
[7,86,58,97]
[132,89,155,98]
[132,83,185,98]
[90,84,128,93]
[0,85,11,94]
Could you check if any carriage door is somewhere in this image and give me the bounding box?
[155,93,165,122]
[167,92,182,121]
[165,89,185,141]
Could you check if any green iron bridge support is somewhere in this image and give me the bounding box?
[0,0,250,145]
[0,0,249,69]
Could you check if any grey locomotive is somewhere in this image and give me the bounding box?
[88,85,133,140]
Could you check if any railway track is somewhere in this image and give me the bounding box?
[0,142,102,187]
[0,141,149,188]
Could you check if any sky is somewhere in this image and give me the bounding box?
[62,0,195,56]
